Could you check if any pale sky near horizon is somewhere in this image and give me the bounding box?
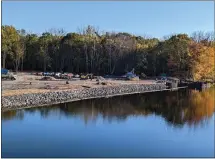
[2,1,214,38]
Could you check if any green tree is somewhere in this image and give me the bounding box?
[38,32,53,71]
[1,25,214,81]
[1,25,19,68]
[164,34,192,78]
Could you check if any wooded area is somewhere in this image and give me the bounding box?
[1,25,214,81]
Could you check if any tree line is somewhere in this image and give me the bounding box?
[1,25,214,81]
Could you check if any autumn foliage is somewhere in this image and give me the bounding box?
[189,42,214,81]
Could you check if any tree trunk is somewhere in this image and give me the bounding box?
[90,54,93,73]
[16,60,19,73]
[55,55,58,72]
[84,44,88,73]
[21,56,24,71]
[108,47,112,74]
[14,58,20,73]
[44,58,46,72]
[60,53,67,73]
[111,65,116,74]
[55,50,59,72]
[2,52,6,68]
[21,44,25,72]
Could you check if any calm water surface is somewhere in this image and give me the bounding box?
[2,88,215,157]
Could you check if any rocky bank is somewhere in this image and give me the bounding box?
[2,83,166,111]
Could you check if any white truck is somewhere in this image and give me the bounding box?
[1,69,16,80]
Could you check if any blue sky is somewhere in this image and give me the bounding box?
[2,1,214,38]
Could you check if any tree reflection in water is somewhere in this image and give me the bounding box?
[2,88,214,128]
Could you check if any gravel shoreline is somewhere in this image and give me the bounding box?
[2,83,166,111]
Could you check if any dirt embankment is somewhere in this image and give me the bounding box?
[2,74,156,95]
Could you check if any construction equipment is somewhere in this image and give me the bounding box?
[80,73,94,80]
[124,68,139,81]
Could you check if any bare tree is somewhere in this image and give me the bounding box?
[191,31,214,46]
[78,25,98,73]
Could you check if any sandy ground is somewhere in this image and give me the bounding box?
[1,73,156,96]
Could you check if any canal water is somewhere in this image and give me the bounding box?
[2,88,214,157]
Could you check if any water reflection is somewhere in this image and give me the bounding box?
[2,88,214,128]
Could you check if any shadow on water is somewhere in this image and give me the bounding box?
[2,87,215,128]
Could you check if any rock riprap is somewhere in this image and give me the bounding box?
[2,83,166,111]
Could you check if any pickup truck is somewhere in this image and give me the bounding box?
[1,69,16,80]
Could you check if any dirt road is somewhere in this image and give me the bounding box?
[1,73,156,96]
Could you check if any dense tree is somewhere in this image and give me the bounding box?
[1,25,20,69]
[189,42,214,81]
[1,25,214,81]
[24,34,40,71]
[164,34,192,78]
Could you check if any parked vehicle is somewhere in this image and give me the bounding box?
[67,73,73,79]
[42,72,55,76]
[129,76,139,81]
[1,68,9,75]
[1,69,16,80]
[2,74,16,80]
[74,74,80,78]
[38,72,43,76]
[80,73,94,80]
[55,72,62,78]
[50,72,55,76]
[54,72,73,79]
[124,72,139,81]
[42,72,48,76]
[61,73,69,79]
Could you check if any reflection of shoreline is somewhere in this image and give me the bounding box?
[2,88,214,127]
